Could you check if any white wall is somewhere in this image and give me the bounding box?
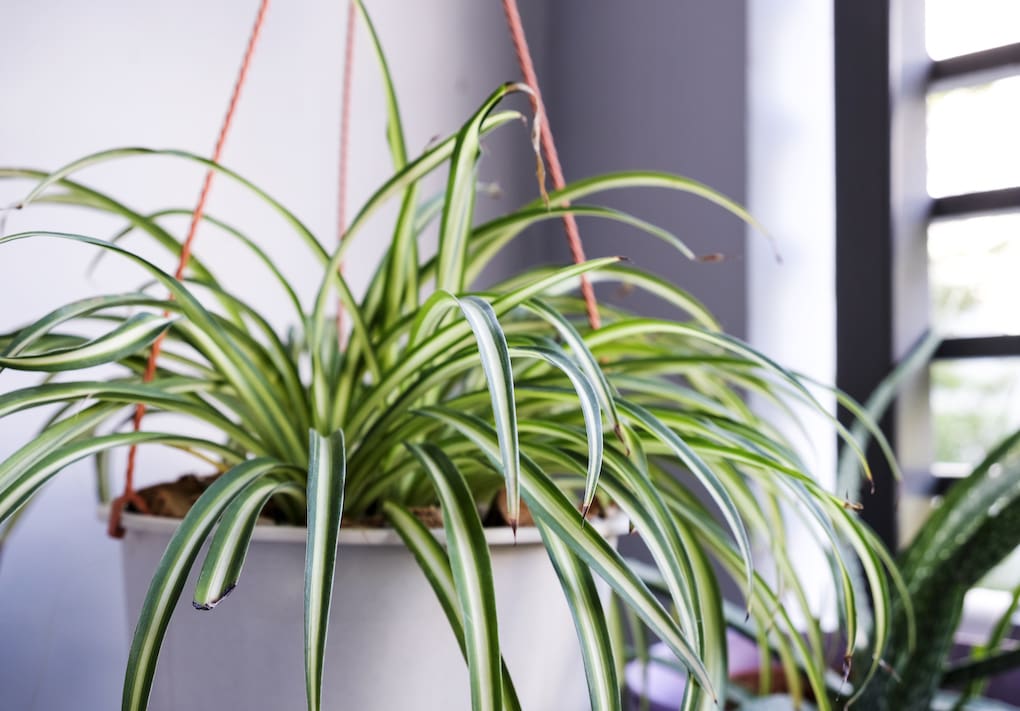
[747,0,839,625]
[0,1,544,708]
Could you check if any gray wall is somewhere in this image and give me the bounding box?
[539,1,748,337]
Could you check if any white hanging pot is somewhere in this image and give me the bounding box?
[113,509,629,711]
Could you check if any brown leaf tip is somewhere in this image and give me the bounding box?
[192,583,236,611]
[697,252,726,263]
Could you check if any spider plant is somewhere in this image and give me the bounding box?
[687,334,1020,710]
[0,4,899,711]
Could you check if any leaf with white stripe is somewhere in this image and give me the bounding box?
[411,293,521,532]
[0,403,118,491]
[417,407,716,701]
[0,379,263,455]
[0,431,243,524]
[193,475,305,609]
[346,256,621,438]
[537,518,622,711]
[619,400,755,603]
[406,443,502,711]
[0,231,305,461]
[122,458,298,711]
[303,429,347,711]
[0,292,161,360]
[382,501,521,711]
[0,313,173,372]
[521,299,623,438]
[508,342,603,516]
[354,0,422,328]
[437,82,532,294]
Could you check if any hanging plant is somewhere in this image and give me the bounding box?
[0,1,905,710]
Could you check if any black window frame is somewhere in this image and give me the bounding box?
[835,0,1020,545]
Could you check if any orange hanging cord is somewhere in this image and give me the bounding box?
[500,0,600,331]
[334,0,357,345]
[108,0,272,538]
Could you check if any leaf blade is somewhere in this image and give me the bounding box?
[407,443,502,711]
[122,458,296,711]
[303,430,347,711]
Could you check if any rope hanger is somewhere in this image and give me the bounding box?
[108,0,272,537]
[108,0,599,538]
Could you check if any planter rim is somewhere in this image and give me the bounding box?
[99,505,630,547]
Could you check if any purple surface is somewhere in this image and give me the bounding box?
[624,630,761,707]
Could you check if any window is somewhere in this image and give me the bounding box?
[926,2,1020,487]
[837,1,1020,588]
[924,0,1020,592]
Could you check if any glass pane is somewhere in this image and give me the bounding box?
[929,214,1020,336]
[930,358,1020,468]
[927,76,1020,197]
[926,0,1020,60]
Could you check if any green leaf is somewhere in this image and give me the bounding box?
[437,82,532,295]
[943,647,1020,688]
[619,399,754,606]
[381,501,522,711]
[346,256,621,438]
[309,109,524,363]
[536,518,622,711]
[354,0,408,168]
[16,148,331,266]
[463,204,698,288]
[952,581,1020,704]
[406,443,502,711]
[354,0,421,330]
[0,313,173,372]
[0,403,118,490]
[508,342,604,516]
[304,430,347,711]
[193,474,304,608]
[535,170,770,249]
[930,692,1020,711]
[0,230,305,461]
[404,292,522,526]
[521,426,726,708]
[870,429,1020,711]
[1,431,243,523]
[418,407,717,701]
[586,317,874,481]
[0,379,264,455]
[490,264,720,330]
[1,292,162,359]
[454,296,520,531]
[122,458,297,711]
[521,298,623,440]
[835,330,941,498]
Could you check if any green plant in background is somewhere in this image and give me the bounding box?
[855,428,1020,711]
[842,338,1020,710]
[710,334,1020,710]
[0,4,902,711]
